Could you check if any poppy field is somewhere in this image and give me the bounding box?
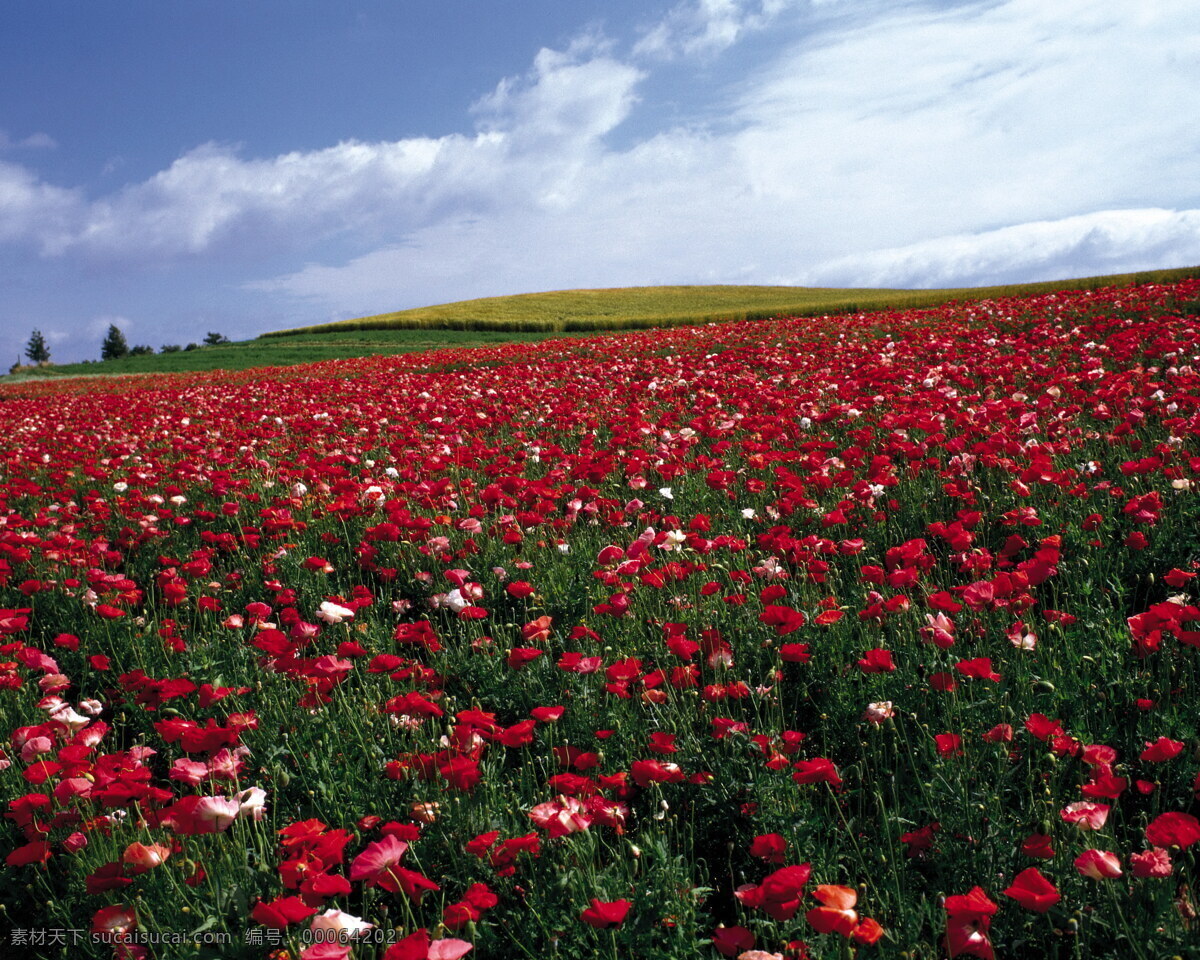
[2,279,1200,960]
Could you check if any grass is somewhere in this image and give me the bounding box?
[264,266,1200,336]
[2,328,580,381]
[9,265,1200,381]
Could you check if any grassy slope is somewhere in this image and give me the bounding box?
[9,265,1200,381]
[265,265,1200,336]
[3,328,580,381]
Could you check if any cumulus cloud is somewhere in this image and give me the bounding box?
[0,41,642,263]
[474,38,641,145]
[633,0,804,59]
[801,208,1200,288]
[59,137,461,257]
[0,161,80,251]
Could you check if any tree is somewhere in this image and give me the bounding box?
[25,329,50,364]
[101,324,129,361]
[203,331,230,346]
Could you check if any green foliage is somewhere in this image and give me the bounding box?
[100,323,129,360]
[204,331,231,345]
[24,328,50,364]
[10,328,583,379]
[128,344,155,356]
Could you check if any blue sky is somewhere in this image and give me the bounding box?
[2,0,1199,364]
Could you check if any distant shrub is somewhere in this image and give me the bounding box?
[203,332,231,345]
[25,329,51,364]
[100,324,129,361]
[160,344,182,353]
[129,344,155,356]
[184,343,200,352]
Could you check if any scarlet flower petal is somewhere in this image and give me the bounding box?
[1002,868,1061,913]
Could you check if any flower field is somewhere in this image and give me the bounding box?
[3,279,1200,960]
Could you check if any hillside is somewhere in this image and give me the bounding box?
[8,266,1199,381]
[263,266,1200,336]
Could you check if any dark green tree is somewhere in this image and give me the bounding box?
[100,324,129,361]
[203,331,230,346]
[25,329,50,364]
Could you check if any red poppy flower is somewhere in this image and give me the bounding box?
[1145,811,1200,849]
[1002,868,1060,913]
[944,887,997,959]
[739,863,813,921]
[580,898,630,929]
[749,833,788,864]
[631,758,686,786]
[4,840,52,867]
[85,861,133,894]
[955,657,1001,682]
[439,756,482,791]
[1020,833,1055,859]
[806,884,858,936]
[857,648,896,673]
[792,758,842,787]
[92,904,137,937]
[1075,849,1122,879]
[251,895,317,929]
[935,733,963,757]
[506,647,543,669]
[350,834,409,884]
[1060,801,1109,830]
[383,929,472,960]
[711,925,755,957]
[1024,713,1064,741]
[1130,847,1173,878]
[1140,736,1185,763]
[759,605,807,635]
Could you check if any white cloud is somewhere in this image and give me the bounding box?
[474,45,642,147]
[88,315,134,338]
[723,0,1200,250]
[60,137,458,257]
[0,161,80,251]
[0,42,642,263]
[800,208,1200,288]
[0,129,57,151]
[633,0,796,59]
